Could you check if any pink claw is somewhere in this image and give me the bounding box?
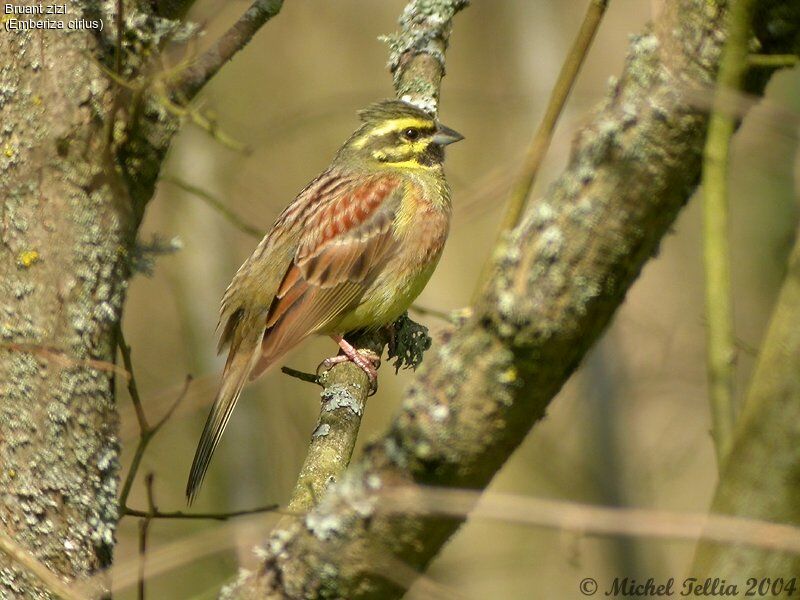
[319,335,381,392]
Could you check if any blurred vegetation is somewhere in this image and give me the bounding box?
[113,1,800,597]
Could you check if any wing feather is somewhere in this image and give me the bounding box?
[250,174,404,378]
[189,171,406,500]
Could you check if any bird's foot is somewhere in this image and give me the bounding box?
[318,335,381,394]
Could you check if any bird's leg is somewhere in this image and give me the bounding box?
[318,334,381,390]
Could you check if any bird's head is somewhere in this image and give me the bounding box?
[340,99,463,169]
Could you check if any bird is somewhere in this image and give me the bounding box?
[186,99,463,503]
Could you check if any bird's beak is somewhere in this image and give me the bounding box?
[432,123,464,146]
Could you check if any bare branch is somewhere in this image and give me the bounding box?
[702,0,756,468]
[172,0,285,102]
[694,226,800,575]
[123,505,280,521]
[281,366,322,385]
[161,176,263,239]
[117,326,192,513]
[475,0,610,297]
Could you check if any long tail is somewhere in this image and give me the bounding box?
[186,336,261,504]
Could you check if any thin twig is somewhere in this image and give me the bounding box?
[0,533,86,600]
[409,303,451,322]
[117,326,192,512]
[474,0,609,300]
[124,504,280,521]
[280,366,321,385]
[747,53,799,68]
[378,486,800,556]
[117,327,149,432]
[161,176,263,238]
[0,342,127,378]
[137,473,157,600]
[701,0,755,468]
[172,0,285,101]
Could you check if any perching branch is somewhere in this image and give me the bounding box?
[223,1,800,598]
[172,0,285,101]
[287,364,372,513]
[701,0,756,469]
[282,320,428,514]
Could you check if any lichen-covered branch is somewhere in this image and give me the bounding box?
[0,4,133,594]
[286,364,371,513]
[0,534,84,600]
[223,1,800,598]
[381,0,469,114]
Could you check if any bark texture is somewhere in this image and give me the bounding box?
[224,1,800,598]
[286,363,370,514]
[1,6,133,595]
[0,0,265,595]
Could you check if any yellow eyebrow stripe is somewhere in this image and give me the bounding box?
[376,158,436,170]
[353,117,434,148]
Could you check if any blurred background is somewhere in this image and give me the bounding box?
[115,1,800,597]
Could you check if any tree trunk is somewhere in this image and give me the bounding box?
[0,1,198,594]
[1,9,131,596]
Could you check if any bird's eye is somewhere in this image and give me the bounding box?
[403,128,420,141]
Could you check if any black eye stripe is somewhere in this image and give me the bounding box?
[399,125,436,140]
